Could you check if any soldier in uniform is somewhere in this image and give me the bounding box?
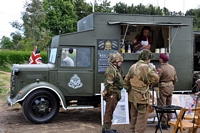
[101,52,124,133]
[156,53,178,128]
[123,49,159,133]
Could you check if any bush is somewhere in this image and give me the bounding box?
[0,50,47,71]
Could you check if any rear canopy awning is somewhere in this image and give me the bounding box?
[107,21,188,26]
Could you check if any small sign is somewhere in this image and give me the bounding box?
[101,83,129,125]
[97,39,119,74]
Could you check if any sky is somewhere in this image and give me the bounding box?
[0,0,200,39]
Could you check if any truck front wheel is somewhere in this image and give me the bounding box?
[22,89,60,124]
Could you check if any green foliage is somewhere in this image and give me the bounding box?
[0,36,14,49]
[0,51,8,68]
[0,72,10,94]
[113,2,129,13]
[22,0,50,48]
[114,3,163,15]
[0,50,48,71]
[185,8,200,31]
[7,51,25,64]
[94,0,112,13]
[74,0,93,21]
[43,0,78,35]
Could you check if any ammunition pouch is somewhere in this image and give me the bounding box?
[158,81,173,88]
[103,93,121,101]
[103,89,121,101]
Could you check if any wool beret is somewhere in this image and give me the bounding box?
[159,53,170,61]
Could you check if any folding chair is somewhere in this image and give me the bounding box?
[168,108,200,133]
[187,108,200,133]
[184,101,200,122]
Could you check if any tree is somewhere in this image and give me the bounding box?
[0,36,14,49]
[9,19,24,50]
[10,32,23,50]
[43,0,78,35]
[22,0,47,46]
[185,8,200,31]
[74,0,92,21]
[163,7,170,16]
[113,2,129,13]
[94,0,112,13]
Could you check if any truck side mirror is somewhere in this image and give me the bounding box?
[68,48,73,54]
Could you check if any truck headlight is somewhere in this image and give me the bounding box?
[13,68,20,76]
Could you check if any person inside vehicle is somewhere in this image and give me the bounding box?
[133,26,152,53]
[61,50,74,67]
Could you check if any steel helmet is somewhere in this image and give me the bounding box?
[108,52,123,63]
[138,49,154,61]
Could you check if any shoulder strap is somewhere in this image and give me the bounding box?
[110,64,117,77]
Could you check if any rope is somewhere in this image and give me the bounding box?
[122,24,129,46]
[132,86,149,101]
[169,26,179,48]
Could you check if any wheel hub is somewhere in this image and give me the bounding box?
[37,103,48,112]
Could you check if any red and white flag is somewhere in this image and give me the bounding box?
[28,46,43,64]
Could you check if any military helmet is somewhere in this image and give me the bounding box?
[108,52,123,63]
[138,49,154,60]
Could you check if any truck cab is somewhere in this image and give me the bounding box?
[7,13,194,124]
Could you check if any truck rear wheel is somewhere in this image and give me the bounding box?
[22,89,59,124]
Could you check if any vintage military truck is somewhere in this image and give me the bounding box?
[7,13,196,124]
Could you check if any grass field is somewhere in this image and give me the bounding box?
[0,72,10,95]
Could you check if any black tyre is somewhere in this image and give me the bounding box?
[22,89,59,124]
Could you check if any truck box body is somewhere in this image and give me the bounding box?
[52,13,193,93]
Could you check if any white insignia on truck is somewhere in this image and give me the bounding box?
[68,74,83,89]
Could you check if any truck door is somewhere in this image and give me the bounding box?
[57,47,94,95]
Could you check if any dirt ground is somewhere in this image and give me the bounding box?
[0,94,179,133]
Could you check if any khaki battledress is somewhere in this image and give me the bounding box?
[123,60,159,133]
[157,62,178,124]
[103,63,123,131]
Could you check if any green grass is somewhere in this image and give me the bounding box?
[0,72,10,95]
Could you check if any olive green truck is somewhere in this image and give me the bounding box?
[7,13,199,124]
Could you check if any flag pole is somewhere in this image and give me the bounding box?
[183,0,185,14]
[92,0,94,12]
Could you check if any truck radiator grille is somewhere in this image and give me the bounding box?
[10,72,15,97]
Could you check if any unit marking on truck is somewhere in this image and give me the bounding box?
[68,74,83,89]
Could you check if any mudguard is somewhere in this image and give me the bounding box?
[7,81,68,109]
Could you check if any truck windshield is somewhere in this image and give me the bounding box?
[49,48,57,64]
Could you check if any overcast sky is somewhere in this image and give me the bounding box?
[0,0,200,39]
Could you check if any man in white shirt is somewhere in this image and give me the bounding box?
[62,51,74,66]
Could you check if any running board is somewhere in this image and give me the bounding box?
[67,105,94,109]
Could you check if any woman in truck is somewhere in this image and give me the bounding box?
[133,26,152,53]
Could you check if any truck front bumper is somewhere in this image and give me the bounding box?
[7,96,16,106]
